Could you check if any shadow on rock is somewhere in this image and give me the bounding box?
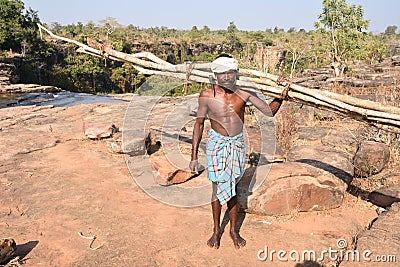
[295,158,353,184]
[15,240,39,260]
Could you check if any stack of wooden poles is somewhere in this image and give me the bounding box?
[37,24,400,133]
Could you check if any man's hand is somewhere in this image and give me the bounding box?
[276,74,291,101]
[189,159,199,174]
[281,86,290,100]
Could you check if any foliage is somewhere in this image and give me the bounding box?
[0,0,24,49]
[138,75,205,96]
[0,0,52,58]
[282,32,313,78]
[137,76,183,96]
[384,25,398,36]
[359,33,388,64]
[226,21,242,51]
[64,54,107,92]
[197,52,215,62]
[315,0,370,76]
[110,63,146,93]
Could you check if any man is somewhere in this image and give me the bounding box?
[189,54,288,249]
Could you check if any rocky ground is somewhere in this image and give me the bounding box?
[0,94,398,266]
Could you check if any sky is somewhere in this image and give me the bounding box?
[22,0,400,33]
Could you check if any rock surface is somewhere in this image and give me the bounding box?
[0,83,62,93]
[0,63,18,86]
[0,96,386,266]
[340,203,400,267]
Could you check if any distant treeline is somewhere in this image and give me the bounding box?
[1,0,399,94]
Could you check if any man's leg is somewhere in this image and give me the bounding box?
[227,195,246,249]
[207,183,222,249]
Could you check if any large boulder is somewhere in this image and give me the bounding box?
[287,145,354,184]
[353,141,390,177]
[286,126,358,185]
[238,162,347,216]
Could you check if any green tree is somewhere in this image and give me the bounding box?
[64,54,105,92]
[50,22,63,34]
[308,31,331,69]
[273,26,284,34]
[200,25,210,41]
[188,25,200,41]
[99,17,122,42]
[0,0,54,85]
[63,24,77,38]
[0,0,43,54]
[359,34,388,64]
[315,0,369,76]
[201,25,210,34]
[283,32,312,78]
[110,63,145,93]
[384,25,398,36]
[226,21,242,51]
[83,21,96,36]
[19,7,51,59]
[0,0,24,50]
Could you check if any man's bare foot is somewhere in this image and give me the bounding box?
[230,230,246,249]
[207,229,222,249]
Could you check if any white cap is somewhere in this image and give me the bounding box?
[210,57,238,73]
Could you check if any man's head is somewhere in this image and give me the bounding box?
[211,55,238,91]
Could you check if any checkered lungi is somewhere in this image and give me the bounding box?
[206,128,246,205]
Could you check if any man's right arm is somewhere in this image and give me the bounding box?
[191,116,205,161]
[189,90,209,173]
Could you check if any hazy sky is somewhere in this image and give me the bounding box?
[22,0,399,33]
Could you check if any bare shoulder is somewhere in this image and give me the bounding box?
[236,88,253,101]
[199,87,213,98]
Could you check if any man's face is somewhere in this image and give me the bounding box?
[215,70,237,91]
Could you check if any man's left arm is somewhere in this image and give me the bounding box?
[268,98,284,116]
[247,92,284,117]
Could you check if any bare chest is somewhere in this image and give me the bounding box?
[207,93,246,119]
